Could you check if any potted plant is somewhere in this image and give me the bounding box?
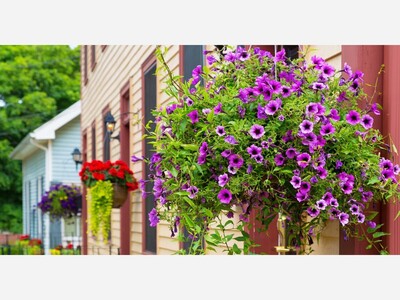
[133,45,400,255]
[38,183,82,220]
[79,160,139,243]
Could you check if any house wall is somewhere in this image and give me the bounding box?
[81,45,181,254]
[22,149,45,241]
[52,116,81,184]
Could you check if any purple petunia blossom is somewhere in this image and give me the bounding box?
[335,160,343,169]
[257,104,267,119]
[296,191,309,202]
[310,176,318,184]
[186,98,194,106]
[216,126,226,136]
[229,154,244,169]
[247,164,253,174]
[297,153,311,168]
[247,145,262,158]
[307,207,320,218]
[340,181,354,195]
[214,102,223,114]
[207,55,217,65]
[357,213,365,223]
[320,123,335,135]
[345,110,361,125]
[311,82,327,90]
[224,135,238,144]
[278,115,285,121]
[227,165,237,174]
[187,186,199,199]
[290,176,301,189]
[131,155,143,162]
[265,98,282,115]
[338,212,349,226]
[316,200,328,210]
[305,103,318,116]
[350,204,360,215]
[221,150,232,158]
[360,114,374,130]
[197,154,206,165]
[187,110,199,124]
[149,208,160,227]
[316,167,328,179]
[249,124,265,139]
[199,142,208,155]
[299,181,311,194]
[202,108,211,115]
[238,105,246,118]
[299,120,314,134]
[254,154,264,164]
[321,63,335,77]
[218,189,232,204]
[218,173,229,187]
[370,103,381,115]
[367,221,376,229]
[281,86,291,98]
[274,153,285,166]
[286,148,298,159]
[328,108,340,121]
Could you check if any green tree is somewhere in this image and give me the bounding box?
[0,45,81,233]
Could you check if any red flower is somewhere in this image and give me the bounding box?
[67,243,74,249]
[108,168,119,177]
[116,170,125,179]
[19,234,30,241]
[93,172,105,181]
[126,181,139,191]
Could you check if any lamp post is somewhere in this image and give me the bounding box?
[71,147,82,171]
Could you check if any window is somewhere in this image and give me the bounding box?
[102,107,111,161]
[91,122,96,160]
[91,45,97,71]
[142,54,157,254]
[83,45,88,85]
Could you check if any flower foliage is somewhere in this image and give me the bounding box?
[38,183,82,219]
[79,159,139,191]
[137,45,400,254]
[88,180,114,243]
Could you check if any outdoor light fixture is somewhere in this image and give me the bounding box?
[71,147,82,170]
[104,111,119,141]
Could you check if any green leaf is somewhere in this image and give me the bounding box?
[232,243,241,254]
[181,144,198,151]
[367,177,380,185]
[201,207,214,218]
[395,210,400,221]
[372,231,390,239]
[169,167,178,178]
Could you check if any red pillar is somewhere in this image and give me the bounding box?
[340,45,384,254]
[382,46,400,254]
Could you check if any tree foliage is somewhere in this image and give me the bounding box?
[0,45,81,233]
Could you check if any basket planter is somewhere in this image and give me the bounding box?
[112,183,128,208]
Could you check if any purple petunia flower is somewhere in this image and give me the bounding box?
[216,126,226,136]
[249,124,265,139]
[221,149,232,158]
[265,98,282,115]
[367,221,376,229]
[360,114,374,130]
[299,181,311,194]
[290,176,301,189]
[328,108,340,121]
[229,154,244,169]
[338,212,349,226]
[316,167,328,179]
[254,154,264,164]
[297,153,311,168]
[149,208,160,227]
[310,176,318,184]
[131,155,143,162]
[299,120,314,134]
[227,165,237,174]
[257,104,268,119]
[207,55,217,65]
[350,204,360,215]
[218,189,232,204]
[307,207,320,218]
[316,200,328,210]
[197,154,206,165]
[225,135,238,145]
[281,86,291,98]
[186,98,194,106]
[335,160,343,169]
[370,103,381,115]
[286,148,298,159]
[296,191,309,202]
[218,173,229,187]
[202,108,211,115]
[278,114,285,121]
[357,213,365,223]
[214,102,223,114]
[187,186,199,199]
[321,63,335,77]
[247,144,262,158]
[345,110,361,125]
[311,82,327,90]
[274,153,285,166]
[340,181,354,195]
[199,142,208,155]
[320,123,335,136]
[247,164,253,174]
[187,110,199,124]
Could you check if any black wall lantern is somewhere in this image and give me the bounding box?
[71,147,82,170]
[104,111,119,141]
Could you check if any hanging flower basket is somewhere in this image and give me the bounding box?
[112,183,128,208]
